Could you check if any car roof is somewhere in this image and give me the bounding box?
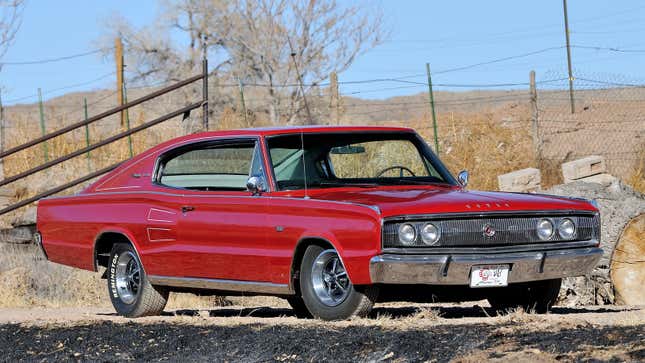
[197,125,414,137]
[137,125,416,160]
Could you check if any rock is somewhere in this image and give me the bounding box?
[0,226,36,244]
[610,214,645,305]
[547,179,645,306]
[561,155,606,183]
[11,206,36,227]
[498,168,541,192]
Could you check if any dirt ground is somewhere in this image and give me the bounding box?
[0,301,643,362]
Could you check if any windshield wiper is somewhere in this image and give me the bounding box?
[375,178,452,186]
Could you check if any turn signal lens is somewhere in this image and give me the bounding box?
[558,218,576,239]
[536,219,554,241]
[398,223,417,245]
[421,223,440,245]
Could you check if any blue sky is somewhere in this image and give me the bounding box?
[2,1,645,105]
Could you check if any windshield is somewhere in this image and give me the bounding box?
[266,132,457,190]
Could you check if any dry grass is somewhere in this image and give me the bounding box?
[0,93,642,308]
[627,151,645,194]
[0,243,228,309]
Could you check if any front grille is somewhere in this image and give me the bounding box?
[383,214,598,248]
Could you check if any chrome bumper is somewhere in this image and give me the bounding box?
[369,247,602,285]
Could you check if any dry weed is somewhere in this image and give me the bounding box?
[0,243,229,309]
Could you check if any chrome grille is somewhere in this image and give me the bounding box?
[383,214,597,248]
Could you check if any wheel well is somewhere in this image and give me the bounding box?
[290,238,334,293]
[94,232,133,270]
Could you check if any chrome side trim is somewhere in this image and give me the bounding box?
[369,247,603,285]
[148,275,294,295]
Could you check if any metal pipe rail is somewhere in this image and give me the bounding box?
[0,102,201,188]
[0,59,209,217]
[0,162,122,216]
[0,73,204,159]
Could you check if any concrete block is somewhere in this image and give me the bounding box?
[11,206,36,227]
[577,173,618,187]
[498,168,541,192]
[562,155,606,183]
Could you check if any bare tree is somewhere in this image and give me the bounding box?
[224,0,386,125]
[101,0,385,127]
[0,0,25,72]
[98,0,234,132]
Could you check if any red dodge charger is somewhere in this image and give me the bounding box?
[36,126,602,320]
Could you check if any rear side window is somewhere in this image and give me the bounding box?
[158,142,258,191]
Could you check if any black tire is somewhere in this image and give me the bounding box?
[286,296,313,318]
[107,243,168,317]
[487,278,562,314]
[299,245,378,321]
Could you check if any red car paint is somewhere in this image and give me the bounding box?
[37,126,596,287]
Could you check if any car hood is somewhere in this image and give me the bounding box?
[304,186,595,218]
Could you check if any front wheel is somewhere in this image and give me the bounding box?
[487,278,562,314]
[299,245,378,320]
[107,243,168,317]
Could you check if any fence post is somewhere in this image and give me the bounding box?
[529,70,541,163]
[202,57,209,131]
[0,90,5,180]
[425,63,439,154]
[330,71,340,125]
[123,84,134,158]
[37,88,49,162]
[115,37,126,127]
[238,78,249,127]
[83,98,91,171]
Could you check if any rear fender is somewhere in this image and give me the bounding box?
[93,227,144,272]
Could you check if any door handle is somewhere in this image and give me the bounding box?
[181,206,195,213]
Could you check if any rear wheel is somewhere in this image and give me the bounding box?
[299,245,378,320]
[107,243,168,317]
[286,296,313,318]
[487,278,562,314]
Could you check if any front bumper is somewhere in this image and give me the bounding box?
[369,247,602,285]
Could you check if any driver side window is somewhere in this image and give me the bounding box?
[158,141,261,191]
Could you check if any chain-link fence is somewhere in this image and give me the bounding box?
[536,71,645,187]
[1,70,644,199]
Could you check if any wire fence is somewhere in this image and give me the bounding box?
[536,71,645,186]
[0,67,643,194]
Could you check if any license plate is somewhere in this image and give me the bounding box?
[470,264,509,288]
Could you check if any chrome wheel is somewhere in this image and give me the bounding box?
[115,251,141,305]
[311,249,351,307]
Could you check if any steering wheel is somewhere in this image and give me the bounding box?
[376,166,416,178]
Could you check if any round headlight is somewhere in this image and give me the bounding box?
[421,223,440,245]
[398,223,417,245]
[558,218,576,239]
[536,219,554,241]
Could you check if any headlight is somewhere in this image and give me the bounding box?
[398,223,417,245]
[536,219,554,241]
[421,223,440,245]
[558,218,576,239]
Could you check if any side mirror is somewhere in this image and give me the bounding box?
[457,170,469,188]
[246,176,265,195]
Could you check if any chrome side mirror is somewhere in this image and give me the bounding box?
[457,170,469,188]
[246,176,265,195]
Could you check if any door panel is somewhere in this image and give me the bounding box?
[150,138,271,282]
[177,193,269,281]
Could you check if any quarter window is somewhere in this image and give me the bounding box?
[158,141,259,191]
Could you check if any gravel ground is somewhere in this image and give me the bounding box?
[0,303,643,362]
